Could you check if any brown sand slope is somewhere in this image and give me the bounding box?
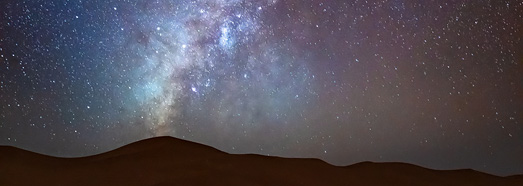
[1,136,521,186]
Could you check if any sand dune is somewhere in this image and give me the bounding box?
[1,136,521,186]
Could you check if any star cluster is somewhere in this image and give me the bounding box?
[1,0,522,176]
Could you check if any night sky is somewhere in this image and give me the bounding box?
[1,0,522,176]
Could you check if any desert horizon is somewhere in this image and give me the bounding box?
[1,136,522,186]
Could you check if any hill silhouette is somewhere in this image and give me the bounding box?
[1,136,522,186]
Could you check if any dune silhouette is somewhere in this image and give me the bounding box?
[1,136,522,186]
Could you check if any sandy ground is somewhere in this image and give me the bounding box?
[1,136,522,186]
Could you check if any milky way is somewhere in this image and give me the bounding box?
[118,0,313,137]
[1,0,522,176]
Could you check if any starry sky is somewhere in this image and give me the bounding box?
[1,0,522,176]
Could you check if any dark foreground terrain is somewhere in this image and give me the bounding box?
[1,136,522,186]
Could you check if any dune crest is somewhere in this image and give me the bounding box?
[1,136,521,186]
